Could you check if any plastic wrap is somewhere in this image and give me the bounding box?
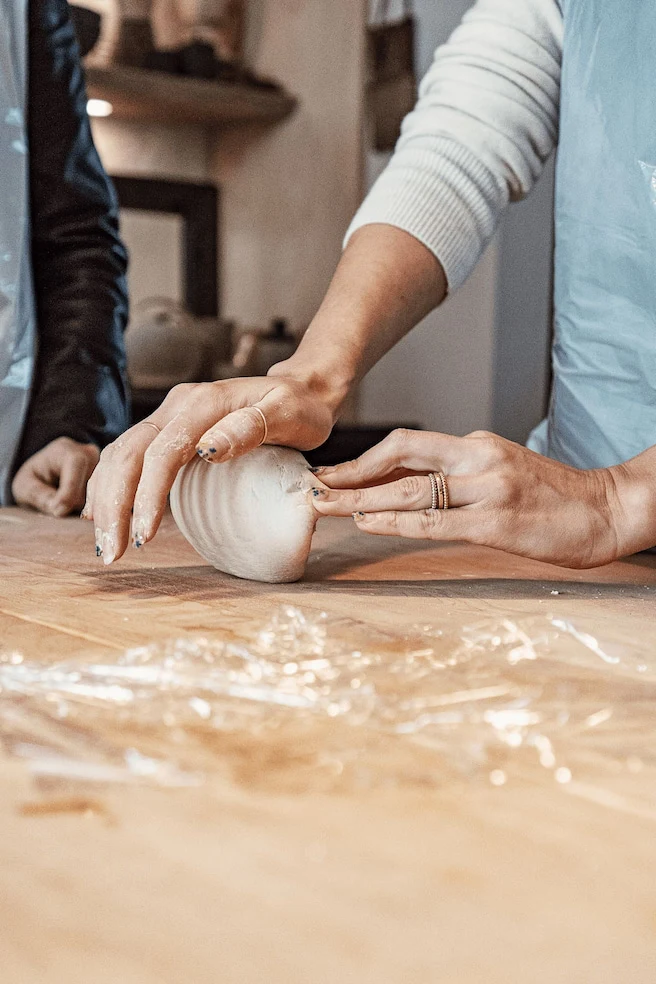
[1,606,655,809]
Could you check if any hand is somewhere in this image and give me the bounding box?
[12,437,100,518]
[309,429,631,569]
[84,374,335,564]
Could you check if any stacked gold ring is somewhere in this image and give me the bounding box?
[429,471,450,510]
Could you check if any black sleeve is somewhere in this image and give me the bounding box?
[15,0,130,468]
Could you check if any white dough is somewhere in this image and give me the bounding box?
[170,446,322,583]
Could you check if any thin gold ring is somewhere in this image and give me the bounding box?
[142,420,161,435]
[429,472,450,510]
[436,471,449,510]
[250,406,268,446]
[428,472,439,510]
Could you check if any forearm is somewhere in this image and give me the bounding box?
[269,224,447,416]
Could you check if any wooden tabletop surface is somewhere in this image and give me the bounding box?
[1,507,655,983]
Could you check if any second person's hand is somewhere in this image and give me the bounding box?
[83,372,335,564]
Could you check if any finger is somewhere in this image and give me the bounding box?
[93,422,166,563]
[315,429,463,489]
[310,473,477,515]
[131,380,281,547]
[352,507,485,543]
[51,448,98,517]
[196,405,268,462]
[89,385,206,561]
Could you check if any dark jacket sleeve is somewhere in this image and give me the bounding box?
[15,0,130,467]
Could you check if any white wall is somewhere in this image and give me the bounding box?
[212,0,366,332]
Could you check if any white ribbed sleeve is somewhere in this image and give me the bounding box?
[346,0,564,290]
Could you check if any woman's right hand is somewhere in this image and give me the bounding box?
[83,372,335,564]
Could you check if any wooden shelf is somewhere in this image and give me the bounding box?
[85,65,298,128]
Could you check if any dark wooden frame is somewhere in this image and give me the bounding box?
[111,175,219,318]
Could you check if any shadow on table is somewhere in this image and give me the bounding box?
[84,565,656,604]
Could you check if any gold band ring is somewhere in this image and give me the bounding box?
[250,406,268,446]
[142,420,161,436]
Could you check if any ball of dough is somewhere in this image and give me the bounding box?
[170,446,321,583]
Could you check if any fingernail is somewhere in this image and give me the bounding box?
[133,531,144,549]
[95,527,103,557]
[80,505,90,520]
[353,511,366,521]
[102,532,116,566]
[310,487,328,499]
[308,466,326,475]
[196,435,231,462]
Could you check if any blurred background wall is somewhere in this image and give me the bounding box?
[91,0,365,331]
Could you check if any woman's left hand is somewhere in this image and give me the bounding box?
[309,429,633,569]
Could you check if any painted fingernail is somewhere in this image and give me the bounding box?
[310,487,328,498]
[102,532,116,566]
[95,527,103,557]
[133,531,144,549]
[353,511,366,521]
[308,466,326,475]
[196,435,231,462]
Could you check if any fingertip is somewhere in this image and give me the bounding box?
[195,434,231,462]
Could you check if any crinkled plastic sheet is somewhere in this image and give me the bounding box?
[1,606,655,805]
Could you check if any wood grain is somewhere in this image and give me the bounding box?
[1,508,655,983]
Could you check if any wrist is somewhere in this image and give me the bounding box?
[267,353,355,421]
[605,461,656,555]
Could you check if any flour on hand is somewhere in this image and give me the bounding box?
[170,446,323,583]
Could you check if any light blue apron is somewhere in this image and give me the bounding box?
[0,0,36,504]
[529,0,656,470]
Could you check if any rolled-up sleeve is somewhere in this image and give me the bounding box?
[346,0,563,290]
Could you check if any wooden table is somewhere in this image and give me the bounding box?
[1,508,656,983]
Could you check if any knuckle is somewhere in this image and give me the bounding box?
[473,432,505,466]
[51,436,72,450]
[272,381,295,403]
[170,382,198,400]
[418,511,437,536]
[387,511,401,531]
[391,427,415,446]
[57,494,78,511]
[399,475,424,502]
[493,466,516,500]
[103,439,134,464]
